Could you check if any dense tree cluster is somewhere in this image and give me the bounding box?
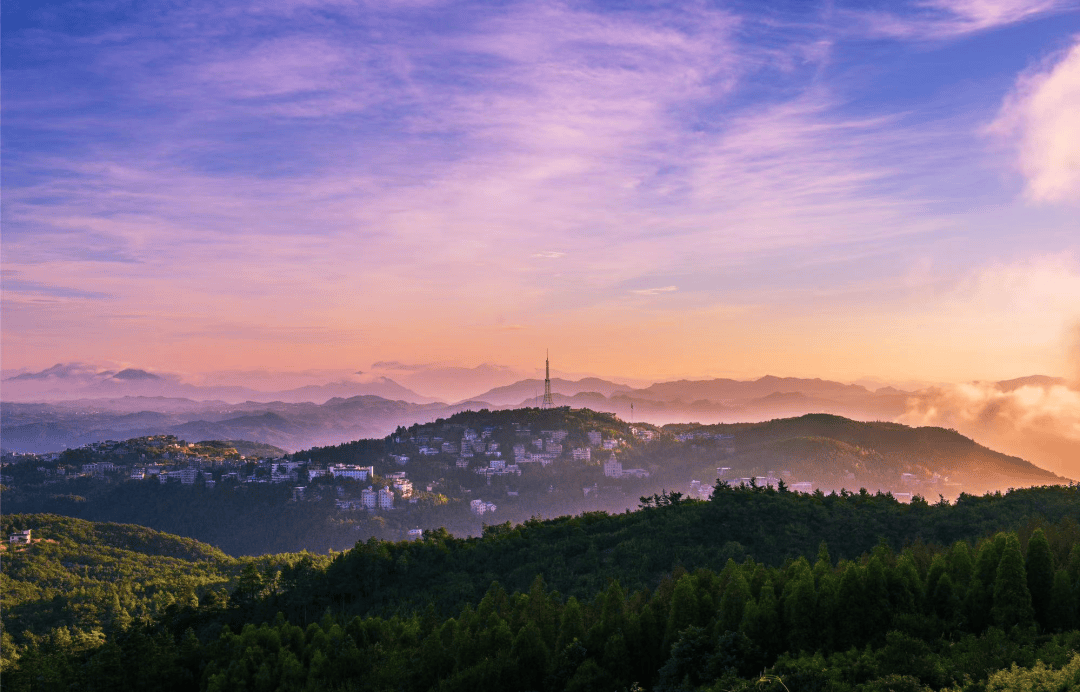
[233,483,1080,621]
[5,485,1080,690]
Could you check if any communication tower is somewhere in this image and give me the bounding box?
[542,350,555,408]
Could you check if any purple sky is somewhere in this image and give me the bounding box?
[2,0,1079,385]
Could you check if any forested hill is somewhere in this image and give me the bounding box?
[0,514,330,673]
[2,513,231,562]
[251,484,1080,623]
[8,486,1080,691]
[664,414,1066,491]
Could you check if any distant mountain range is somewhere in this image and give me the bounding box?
[460,374,912,424]
[3,372,913,453]
[1,363,438,405]
[3,364,1076,480]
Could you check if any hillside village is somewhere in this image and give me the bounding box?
[2,407,1065,560]
[3,409,1055,554]
[2,411,667,525]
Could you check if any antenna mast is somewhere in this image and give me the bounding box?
[542,349,555,408]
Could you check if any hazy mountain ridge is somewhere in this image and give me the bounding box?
[666,414,1066,493]
[3,368,1075,480]
[1,363,436,405]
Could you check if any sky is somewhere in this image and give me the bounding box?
[3,0,1080,386]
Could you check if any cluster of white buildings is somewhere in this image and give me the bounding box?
[385,471,414,497]
[335,485,395,511]
[602,453,650,479]
[474,459,522,478]
[80,462,117,476]
[470,499,498,515]
[675,431,736,442]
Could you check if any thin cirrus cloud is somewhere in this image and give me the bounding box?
[844,0,1078,39]
[2,0,1079,379]
[631,286,679,297]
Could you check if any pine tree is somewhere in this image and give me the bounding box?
[783,571,818,653]
[924,555,947,603]
[664,574,698,654]
[1025,528,1055,631]
[836,562,866,649]
[947,540,974,587]
[511,621,550,691]
[966,535,1006,632]
[718,572,750,633]
[527,574,557,648]
[865,556,891,638]
[815,541,832,577]
[741,579,781,657]
[599,580,627,643]
[992,534,1034,630]
[1048,569,1077,633]
[932,573,961,627]
[556,597,586,653]
[891,555,922,614]
[814,571,840,651]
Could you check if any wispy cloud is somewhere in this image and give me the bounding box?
[1,275,112,301]
[631,286,678,296]
[845,0,1077,40]
[989,38,1080,204]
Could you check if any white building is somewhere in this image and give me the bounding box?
[790,482,813,493]
[603,454,622,478]
[407,528,424,540]
[9,529,32,545]
[572,447,591,462]
[378,487,394,510]
[361,486,377,509]
[329,465,374,481]
[587,431,603,446]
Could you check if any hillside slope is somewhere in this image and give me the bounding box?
[666,413,1067,493]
